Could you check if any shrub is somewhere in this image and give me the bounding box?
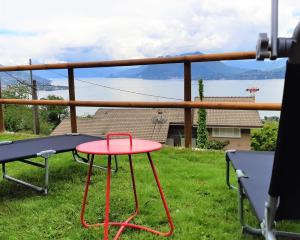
[206,140,229,150]
[251,121,278,151]
[2,85,67,135]
[196,80,208,148]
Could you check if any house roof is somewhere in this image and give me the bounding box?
[195,97,263,128]
[52,109,173,142]
[51,96,262,142]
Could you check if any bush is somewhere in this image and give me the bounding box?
[4,105,33,132]
[251,121,278,151]
[2,85,67,135]
[196,80,208,148]
[206,140,229,150]
[40,95,69,127]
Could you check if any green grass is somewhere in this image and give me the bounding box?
[0,133,299,239]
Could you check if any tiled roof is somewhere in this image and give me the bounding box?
[51,97,262,142]
[52,109,174,142]
[194,97,263,128]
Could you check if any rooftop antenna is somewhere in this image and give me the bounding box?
[246,87,259,97]
[256,0,300,62]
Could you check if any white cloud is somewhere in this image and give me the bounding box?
[0,0,299,65]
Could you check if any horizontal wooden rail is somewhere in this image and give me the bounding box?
[0,99,281,111]
[0,51,256,71]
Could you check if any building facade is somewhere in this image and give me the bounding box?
[52,97,262,150]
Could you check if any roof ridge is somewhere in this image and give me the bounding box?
[199,96,255,98]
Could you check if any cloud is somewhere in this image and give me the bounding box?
[0,29,36,36]
[0,0,299,65]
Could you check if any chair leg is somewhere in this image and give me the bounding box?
[237,179,262,236]
[73,150,119,172]
[2,157,51,194]
[226,158,237,190]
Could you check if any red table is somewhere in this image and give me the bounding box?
[76,133,174,240]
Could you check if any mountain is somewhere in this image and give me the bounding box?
[1,52,286,82]
[0,70,51,86]
[108,52,286,80]
[223,58,286,71]
[231,67,285,80]
[35,67,128,79]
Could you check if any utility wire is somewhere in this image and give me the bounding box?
[47,69,184,101]
[2,71,54,92]
[3,68,185,101]
[3,71,37,90]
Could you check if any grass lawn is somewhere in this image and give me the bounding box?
[0,133,299,239]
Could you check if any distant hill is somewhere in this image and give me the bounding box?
[223,58,286,71]
[0,67,51,87]
[108,52,286,80]
[231,67,285,80]
[34,67,128,79]
[1,52,286,82]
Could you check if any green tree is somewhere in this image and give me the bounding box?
[251,121,278,151]
[3,84,33,132]
[196,80,208,148]
[40,95,69,127]
[2,84,66,134]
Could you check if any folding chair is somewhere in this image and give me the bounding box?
[226,61,300,239]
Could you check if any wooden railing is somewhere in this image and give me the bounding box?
[0,51,282,147]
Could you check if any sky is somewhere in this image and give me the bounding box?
[0,0,299,65]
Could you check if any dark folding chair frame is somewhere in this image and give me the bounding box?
[0,134,118,194]
[226,150,300,239]
[226,62,300,240]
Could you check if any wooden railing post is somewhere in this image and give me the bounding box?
[68,68,77,133]
[184,62,192,148]
[0,79,5,133]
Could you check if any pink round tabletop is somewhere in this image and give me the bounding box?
[76,139,162,155]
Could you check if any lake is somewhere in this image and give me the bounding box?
[39,78,284,118]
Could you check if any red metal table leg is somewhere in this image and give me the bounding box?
[109,152,174,237]
[80,152,174,239]
[104,155,112,240]
[147,152,174,236]
[129,154,139,213]
[81,155,94,228]
[114,154,139,239]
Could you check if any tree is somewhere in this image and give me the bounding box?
[3,84,33,132]
[40,95,69,127]
[2,85,67,134]
[251,121,278,151]
[196,80,208,148]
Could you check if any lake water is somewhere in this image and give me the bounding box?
[39,78,284,118]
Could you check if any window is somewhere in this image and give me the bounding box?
[212,128,241,138]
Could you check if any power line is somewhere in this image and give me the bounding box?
[3,71,36,89]
[47,69,184,101]
[2,68,184,101]
[2,71,56,92]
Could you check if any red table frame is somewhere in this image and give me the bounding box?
[78,133,174,239]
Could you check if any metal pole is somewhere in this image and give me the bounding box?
[0,79,5,132]
[184,62,192,148]
[68,68,77,133]
[271,0,279,59]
